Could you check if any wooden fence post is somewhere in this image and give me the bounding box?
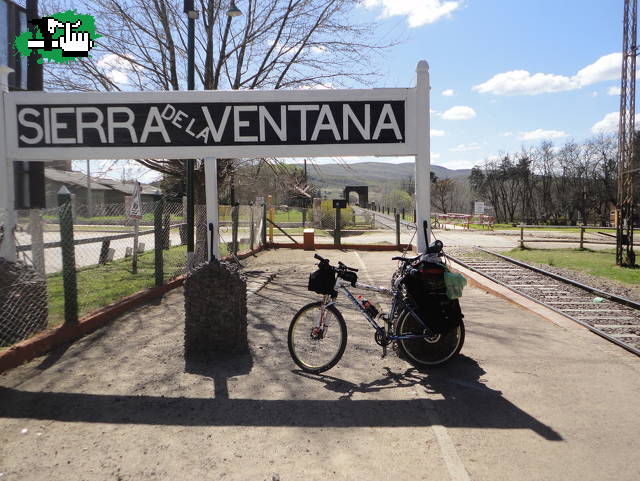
[57,186,78,324]
[30,209,45,277]
[154,192,164,286]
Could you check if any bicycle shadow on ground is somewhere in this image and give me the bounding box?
[293,354,562,441]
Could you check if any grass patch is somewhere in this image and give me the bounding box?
[507,247,640,286]
[46,246,187,326]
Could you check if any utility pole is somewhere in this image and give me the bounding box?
[616,0,638,267]
[183,1,242,269]
[184,0,197,271]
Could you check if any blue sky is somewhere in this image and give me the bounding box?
[324,0,623,170]
[77,0,626,180]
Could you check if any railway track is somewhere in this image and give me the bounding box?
[354,207,416,231]
[448,248,640,357]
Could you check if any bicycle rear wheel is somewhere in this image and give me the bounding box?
[288,302,347,374]
[395,311,464,368]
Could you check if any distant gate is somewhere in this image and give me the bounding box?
[344,186,368,207]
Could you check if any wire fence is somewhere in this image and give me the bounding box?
[267,201,412,247]
[1,197,267,348]
[1,196,417,348]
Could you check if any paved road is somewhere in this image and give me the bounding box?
[14,226,255,274]
[1,249,638,480]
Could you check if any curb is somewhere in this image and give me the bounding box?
[448,260,584,331]
[0,276,186,374]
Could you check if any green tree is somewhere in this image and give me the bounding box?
[383,189,412,211]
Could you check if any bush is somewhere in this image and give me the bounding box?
[319,200,354,229]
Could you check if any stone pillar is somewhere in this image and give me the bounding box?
[184,260,247,360]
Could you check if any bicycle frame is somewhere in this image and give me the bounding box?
[320,278,435,342]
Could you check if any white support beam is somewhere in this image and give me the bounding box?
[414,60,431,253]
[204,157,219,261]
[0,65,16,262]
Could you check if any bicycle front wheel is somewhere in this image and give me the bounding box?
[288,302,347,374]
[396,311,464,369]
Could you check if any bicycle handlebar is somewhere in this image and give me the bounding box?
[338,261,358,272]
[312,254,358,272]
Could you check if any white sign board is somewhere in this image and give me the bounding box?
[1,61,432,259]
[474,201,485,215]
[5,88,417,161]
[129,181,143,219]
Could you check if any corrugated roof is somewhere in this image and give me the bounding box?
[93,178,159,195]
[45,168,111,190]
[45,168,159,195]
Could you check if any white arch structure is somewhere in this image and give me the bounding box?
[0,61,431,261]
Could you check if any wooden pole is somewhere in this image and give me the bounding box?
[154,192,164,286]
[268,195,274,243]
[57,186,78,324]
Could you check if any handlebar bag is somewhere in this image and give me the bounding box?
[308,267,336,295]
[339,270,358,286]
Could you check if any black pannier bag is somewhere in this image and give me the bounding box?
[403,262,463,334]
[308,267,337,295]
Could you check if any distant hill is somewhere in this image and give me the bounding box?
[300,162,470,189]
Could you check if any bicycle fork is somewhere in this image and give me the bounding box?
[315,295,334,339]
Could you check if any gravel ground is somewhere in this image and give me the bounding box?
[511,261,640,304]
[445,246,640,304]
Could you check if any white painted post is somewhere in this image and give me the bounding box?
[0,66,17,262]
[414,60,431,253]
[204,157,219,261]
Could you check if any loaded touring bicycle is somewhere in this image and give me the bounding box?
[287,234,467,373]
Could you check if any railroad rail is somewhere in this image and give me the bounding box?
[448,248,640,357]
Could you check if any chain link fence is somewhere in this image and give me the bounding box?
[1,194,416,348]
[1,197,267,348]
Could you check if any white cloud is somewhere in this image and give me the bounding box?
[431,152,441,159]
[473,70,577,96]
[449,142,481,152]
[519,129,568,141]
[575,53,621,86]
[431,129,445,136]
[591,91,598,97]
[363,0,461,28]
[310,45,327,55]
[591,112,619,134]
[473,52,622,96]
[590,112,640,134]
[441,106,476,120]
[607,86,621,96]
[442,89,454,96]
[97,53,139,85]
[299,82,334,90]
[501,131,513,137]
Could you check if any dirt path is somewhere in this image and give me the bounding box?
[1,249,639,481]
